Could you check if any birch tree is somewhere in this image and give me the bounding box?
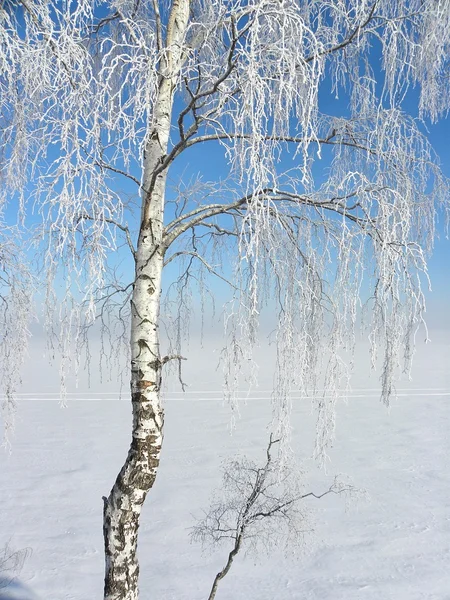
[1,1,449,598]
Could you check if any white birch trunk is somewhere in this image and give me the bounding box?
[102,2,190,598]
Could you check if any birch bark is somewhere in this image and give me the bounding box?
[102,2,190,598]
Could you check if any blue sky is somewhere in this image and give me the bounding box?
[4,4,450,342]
[3,4,449,399]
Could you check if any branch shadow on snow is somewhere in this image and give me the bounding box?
[0,577,40,600]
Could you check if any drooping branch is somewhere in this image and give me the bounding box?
[163,182,389,254]
[177,14,240,142]
[305,1,379,63]
[163,198,250,248]
[91,10,121,34]
[164,250,238,290]
[182,130,376,156]
[77,214,137,260]
[17,0,78,90]
[88,158,142,190]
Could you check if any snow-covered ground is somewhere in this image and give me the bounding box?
[1,337,450,600]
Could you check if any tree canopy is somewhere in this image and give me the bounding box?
[1,0,450,457]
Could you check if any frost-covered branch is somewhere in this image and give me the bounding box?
[0,227,33,444]
[77,214,137,260]
[164,251,238,289]
[305,1,379,63]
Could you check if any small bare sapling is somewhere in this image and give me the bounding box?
[192,436,355,600]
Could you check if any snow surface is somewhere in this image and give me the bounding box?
[1,338,450,600]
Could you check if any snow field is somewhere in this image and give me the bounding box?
[1,339,450,599]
